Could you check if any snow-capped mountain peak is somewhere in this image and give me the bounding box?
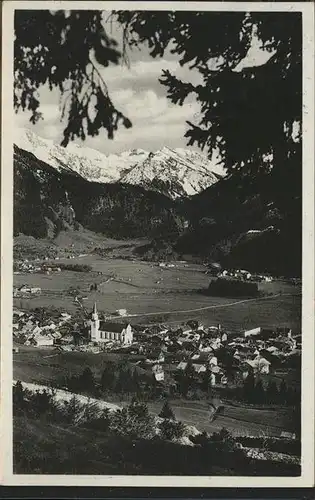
[15,128,222,198]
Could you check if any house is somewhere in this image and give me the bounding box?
[61,334,74,344]
[281,431,296,440]
[176,361,207,374]
[19,286,41,294]
[221,332,228,343]
[245,355,271,374]
[33,334,54,347]
[60,312,72,321]
[152,364,164,381]
[88,303,133,345]
[244,327,261,338]
[145,350,165,364]
[177,361,188,371]
[198,343,213,353]
[116,309,127,317]
[28,325,42,338]
[209,355,218,367]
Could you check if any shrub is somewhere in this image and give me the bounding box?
[109,401,156,440]
[158,419,185,441]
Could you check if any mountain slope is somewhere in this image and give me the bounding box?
[120,147,221,198]
[15,128,221,199]
[14,144,185,240]
[174,173,301,276]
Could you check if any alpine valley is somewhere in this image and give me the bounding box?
[14,128,301,276]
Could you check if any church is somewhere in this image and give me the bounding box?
[88,303,133,345]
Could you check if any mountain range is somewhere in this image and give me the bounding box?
[15,128,222,199]
[14,128,301,276]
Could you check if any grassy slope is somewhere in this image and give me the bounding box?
[145,400,295,438]
[14,415,300,476]
[14,346,296,439]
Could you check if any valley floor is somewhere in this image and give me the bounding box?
[14,254,301,331]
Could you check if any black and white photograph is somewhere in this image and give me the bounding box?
[1,0,314,487]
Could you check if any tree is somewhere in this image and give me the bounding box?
[78,367,96,394]
[128,398,150,419]
[185,359,195,383]
[15,11,301,191]
[109,401,155,439]
[116,11,301,203]
[131,369,141,395]
[62,395,83,425]
[81,399,101,423]
[158,419,185,441]
[159,400,175,420]
[201,367,212,395]
[14,10,132,146]
[254,378,265,404]
[28,389,55,418]
[15,10,302,273]
[100,362,116,392]
[13,380,26,414]
[279,379,288,404]
[243,371,255,403]
[266,380,279,405]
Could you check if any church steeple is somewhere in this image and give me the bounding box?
[90,302,100,342]
[92,302,98,321]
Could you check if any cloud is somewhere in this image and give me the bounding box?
[15,83,200,154]
[81,88,200,155]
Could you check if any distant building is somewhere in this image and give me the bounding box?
[245,355,271,374]
[116,309,127,317]
[221,332,228,343]
[152,364,164,381]
[88,303,133,345]
[32,334,54,347]
[18,285,41,295]
[281,431,296,440]
[244,327,261,338]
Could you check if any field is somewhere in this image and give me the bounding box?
[13,345,129,384]
[145,400,295,437]
[14,255,302,332]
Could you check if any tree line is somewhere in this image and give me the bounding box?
[243,372,301,406]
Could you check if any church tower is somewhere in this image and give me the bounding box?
[90,302,100,342]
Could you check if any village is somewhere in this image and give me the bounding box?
[13,300,301,399]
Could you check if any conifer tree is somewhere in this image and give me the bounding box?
[159,400,176,420]
[201,367,212,396]
[13,380,26,414]
[254,379,265,404]
[79,367,95,394]
[266,380,279,404]
[243,371,255,403]
[279,379,288,404]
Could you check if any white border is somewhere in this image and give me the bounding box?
[1,0,314,488]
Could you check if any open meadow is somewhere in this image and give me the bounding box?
[14,255,301,332]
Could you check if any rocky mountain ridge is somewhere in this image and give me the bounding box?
[15,128,221,199]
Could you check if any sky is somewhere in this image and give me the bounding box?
[14,14,273,157]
